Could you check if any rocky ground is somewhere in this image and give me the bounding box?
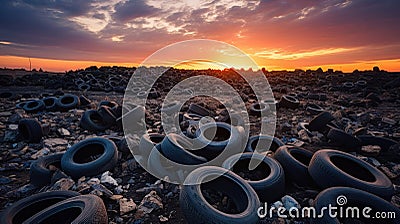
[0,67,399,223]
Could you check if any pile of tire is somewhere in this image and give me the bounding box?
[18,93,84,113]
[80,100,123,132]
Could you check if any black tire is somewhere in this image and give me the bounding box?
[279,95,300,109]
[180,166,260,224]
[195,122,243,160]
[42,97,58,111]
[30,153,64,187]
[0,191,80,224]
[246,135,284,153]
[274,146,314,186]
[78,83,91,91]
[311,187,400,224]
[22,195,107,224]
[18,118,43,143]
[80,110,110,131]
[137,133,165,165]
[160,133,207,165]
[249,102,270,116]
[357,135,398,152]
[61,137,118,179]
[327,128,361,151]
[56,94,80,111]
[23,100,45,113]
[305,104,324,115]
[0,91,14,99]
[308,149,394,200]
[98,105,116,125]
[187,103,211,117]
[223,153,285,202]
[16,102,27,109]
[308,111,335,132]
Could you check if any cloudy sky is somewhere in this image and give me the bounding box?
[0,0,399,71]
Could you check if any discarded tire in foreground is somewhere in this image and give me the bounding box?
[274,146,314,187]
[312,187,400,224]
[223,152,285,202]
[22,194,108,224]
[61,137,118,179]
[308,149,394,200]
[0,191,80,224]
[30,153,64,187]
[18,118,43,143]
[180,166,260,224]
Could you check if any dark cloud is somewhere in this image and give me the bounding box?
[113,0,160,22]
[19,0,96,16]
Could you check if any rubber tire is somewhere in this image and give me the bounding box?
[308,149,394,200]
[18,118,43,143]
[160,133,207,165]
[311,187,400,224]
[327,128,361,151]
[42,97,58,111]
[246,135,284,153]
[279,95,300,109]
[223,153,285,202]
[80,110,111,131]
[187,103,211,117]
[98,100,118,110]
[22,195,107,224]
[194,122,243,160]
[61,137,118,179]
[273,146,314,186]
[23,100,45,113]
[180,166,260,224]
[308,111,335,132]
[249,102,270,116]
[357,135,398,152]
[137,133,165,165]
[56,94,80,112]
[30,153,64,187]
[305,104,324,115]
[0,191,80,224]
[98,105,116,125]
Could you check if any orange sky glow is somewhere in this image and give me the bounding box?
[1,0,399,72]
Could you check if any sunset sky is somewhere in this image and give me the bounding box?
[0,0,399,72]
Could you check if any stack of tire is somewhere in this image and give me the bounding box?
[18,94,85,114]
[80,100,122,132]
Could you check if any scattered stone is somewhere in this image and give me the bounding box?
[382,117,396,125]
[91,183,113,197]
[57,128,71,136]
[110,194,124,201]
[159,215,169,222]
[44,138,68,151]
[135,191,163,218]
[101,171,118,186]
[361,145,381,156]
[379,166,398,179]
[9,124,18,130]
[50,178,75,191]
[119,198,137,215]
[3,130,19,142]
[31,148,50,159]
[0,175,12,184]
[87,177,101,186]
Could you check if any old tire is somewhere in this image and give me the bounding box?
[160,133,207,165]
[279,95,300,109]
[187,103,211,117]
[180,166,260,224]
[61,137,118,179]
[42,97,58,111]
[22,195,107,224]
[274,146,314,186]
[23,100,45,113]
[0,191,80,224]
[18,118,43,143]
[246,135,284,153]
[56,94,80,111]
[308,149,394,200]
[223,153,285,202]
[80,110,110,131]
[327,128,361,151]
[30,153,64,187]
[308,111,335,132]
[312,187,400,224]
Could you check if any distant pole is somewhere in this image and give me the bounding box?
[29,57,32,71]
